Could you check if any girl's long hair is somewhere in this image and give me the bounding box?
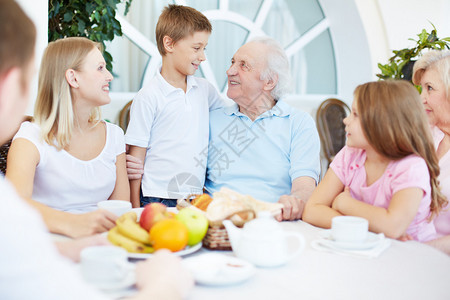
[355,80,447,220]
[34,37,101,149]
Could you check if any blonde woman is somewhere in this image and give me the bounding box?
[413,50,450,254]
[6,37,130,238]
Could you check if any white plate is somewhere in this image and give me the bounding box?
[127,242,202,259]
[182,253,256,286]
[318,230,384,250]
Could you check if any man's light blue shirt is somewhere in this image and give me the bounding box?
[205,100,320,203]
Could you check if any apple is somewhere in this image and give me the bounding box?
[175,208,209,246]
[139,203,173,231]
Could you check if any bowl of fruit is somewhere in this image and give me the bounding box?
[107,203,208,259]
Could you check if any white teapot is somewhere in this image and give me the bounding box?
[223,211,305,267]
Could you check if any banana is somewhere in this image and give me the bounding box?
[117,211,138,223]
[116,215,150,244]
[108,226,154,253]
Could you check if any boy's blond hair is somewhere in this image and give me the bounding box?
[155,4,211,56]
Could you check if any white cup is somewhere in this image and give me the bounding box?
[331,216,369,243]
[80,246,133,285]
[97,200,131,216]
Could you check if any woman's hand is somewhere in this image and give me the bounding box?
[64,209,118,238]
[55,234,110,262]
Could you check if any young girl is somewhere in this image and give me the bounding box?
[6,37,130,238]
[302,80,447,242]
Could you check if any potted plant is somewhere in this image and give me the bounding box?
[48,0,133,72]
[377,25,450,82]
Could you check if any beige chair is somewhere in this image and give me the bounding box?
[316,98,350,167]
[118,100,133,132]
[0,116,33,174]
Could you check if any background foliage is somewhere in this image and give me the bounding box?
[48,0,133,72]
[377,25,450,82]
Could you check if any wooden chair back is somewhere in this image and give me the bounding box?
[118,100,133,132]
[316,98,350,167]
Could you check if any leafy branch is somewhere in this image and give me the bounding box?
[48,0,133,72]
[377,25,450,82]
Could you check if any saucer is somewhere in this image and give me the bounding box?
[182,253,256,286]
[94,271,136,291]
[77,263,136,291]
[319,230,384,250]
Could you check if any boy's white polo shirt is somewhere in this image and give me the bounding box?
[125,72,222,199]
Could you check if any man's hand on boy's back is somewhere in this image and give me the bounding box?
[126,154,144,180]
[126,144,144,180]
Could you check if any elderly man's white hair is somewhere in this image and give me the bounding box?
[249,36,292,100]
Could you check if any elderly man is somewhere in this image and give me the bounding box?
[203,37,320,221]
[127,37,320,221]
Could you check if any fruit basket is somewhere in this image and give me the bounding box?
[177,188,283,251]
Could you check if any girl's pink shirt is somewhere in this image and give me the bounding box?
[330,146,436,242]
[431,126,450,237]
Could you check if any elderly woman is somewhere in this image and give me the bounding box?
[412,50,450,254]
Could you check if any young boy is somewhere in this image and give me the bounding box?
[125,5,223,207]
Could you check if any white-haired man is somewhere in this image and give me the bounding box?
[204,37,320,221]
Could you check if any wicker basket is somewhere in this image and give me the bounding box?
[203,225,234,250]
[177,197,256,250]
[203,209,255,250]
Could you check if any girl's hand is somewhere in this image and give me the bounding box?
[65,209,118,238]
[332,186,352,212]
[397,234,414,242]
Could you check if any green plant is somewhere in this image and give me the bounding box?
[377,25,450,82]
[48,0,133,72]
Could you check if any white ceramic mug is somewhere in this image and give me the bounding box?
[331,216,368,243]
[80,246,134,285]
[97,200,132,216]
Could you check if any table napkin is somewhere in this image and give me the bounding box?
[310,234,391,258]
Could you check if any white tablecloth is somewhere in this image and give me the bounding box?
[61,220,450,300]
[185,221,450,300]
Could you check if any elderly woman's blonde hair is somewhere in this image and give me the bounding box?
[34,37,102,149]
[412,50,450,99]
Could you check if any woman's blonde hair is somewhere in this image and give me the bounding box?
[355,80,447,220]
[34,37,102,149]
[412,50,450,99]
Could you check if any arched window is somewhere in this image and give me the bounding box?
[108,0,372,116]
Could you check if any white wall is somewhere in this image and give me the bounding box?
[357,0,450,84]
[16,0,48,115]
[378,0,450,51]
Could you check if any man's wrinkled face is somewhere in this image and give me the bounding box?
[226,42,267,107]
